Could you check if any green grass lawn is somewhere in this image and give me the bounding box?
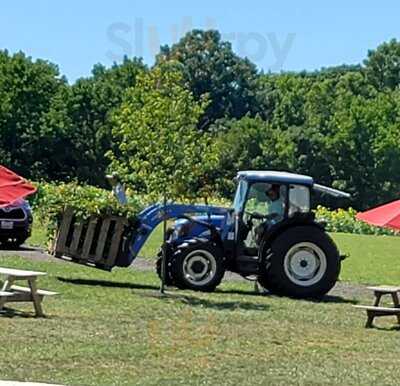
[2,223,398,384]
[1,255,400,386]
[332,233,400,285]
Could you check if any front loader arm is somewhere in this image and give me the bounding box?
[127,203,228,264]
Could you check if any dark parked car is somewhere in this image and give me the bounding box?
[0,199,33,248]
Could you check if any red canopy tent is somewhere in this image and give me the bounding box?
[0,166,36,208]
[356,200,400,230]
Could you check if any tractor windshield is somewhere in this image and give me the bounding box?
[245,182,286,218]
[233,179,248,212]
[242,182,287,248]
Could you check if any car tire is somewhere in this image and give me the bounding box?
[2,236,27,249]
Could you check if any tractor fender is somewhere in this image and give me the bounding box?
[258,214,325,261]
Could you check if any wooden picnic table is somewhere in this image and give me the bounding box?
[0,267,57,317]
[354,285,400,328]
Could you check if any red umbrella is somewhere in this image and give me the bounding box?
[0,166,37,208]
[356,200,400,230]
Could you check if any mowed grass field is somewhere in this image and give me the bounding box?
[332,233,400,285]
[1,224,400,385]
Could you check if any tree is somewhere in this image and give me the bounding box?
[324,89,400,208]
[0,50,65,179]
[364,39,400,90]
[212,116,295,197]
[108,64,218,201]
[303,64,362,81]
[157,30,260,128]
[42,57,146,185]
[250,69,400,209]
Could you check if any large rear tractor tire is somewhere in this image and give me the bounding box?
[258,226,341,299]
[170,239,225,292]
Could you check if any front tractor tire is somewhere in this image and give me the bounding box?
[258,226,341,299]
[156,242,177,286]
[170,239,225,292]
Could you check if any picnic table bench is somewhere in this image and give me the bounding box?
[0,267,57,317]
[354,285,400,328]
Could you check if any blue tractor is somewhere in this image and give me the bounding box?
[114,171,349,299]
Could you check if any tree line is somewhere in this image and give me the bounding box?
[1,30,400,209]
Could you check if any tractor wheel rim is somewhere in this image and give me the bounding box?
[183,250,217,286]
[284,242,327,287]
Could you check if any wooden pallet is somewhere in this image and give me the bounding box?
[53,208,130,270]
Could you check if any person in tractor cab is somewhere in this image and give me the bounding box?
[265,183,285,220]
[244,183,285,248]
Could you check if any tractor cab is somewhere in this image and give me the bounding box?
[232,171,314,252]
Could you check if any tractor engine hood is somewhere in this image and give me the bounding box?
[172,215,226,241]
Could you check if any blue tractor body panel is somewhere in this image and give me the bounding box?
[170,215,226,243]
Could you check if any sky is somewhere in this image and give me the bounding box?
[1,1,399,83]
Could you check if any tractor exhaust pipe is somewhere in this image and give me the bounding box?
[314,184,351,199]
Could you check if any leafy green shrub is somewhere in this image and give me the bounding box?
[315,206,397,236]
[32,182,147,220]
[30,182,148,244]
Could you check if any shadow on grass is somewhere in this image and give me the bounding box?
[0,244,43,252]
[57,277,159,291]
[218,288,357,304]
[58,277,356,306]
[367,324,400,331]
[58,277,269,311]
[58,277,354,307]
[309,295,358,304]
[171,293,269,311]
[217,288,264,297]
[0,307,37,318]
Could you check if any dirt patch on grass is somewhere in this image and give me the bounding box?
[0,246,53,262]
[330,280,371,301]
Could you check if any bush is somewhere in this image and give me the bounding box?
[30,182,148,243]
[32,182,146,220]
[315,206,397,236]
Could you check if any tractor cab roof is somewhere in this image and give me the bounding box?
[237,171,314,186]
